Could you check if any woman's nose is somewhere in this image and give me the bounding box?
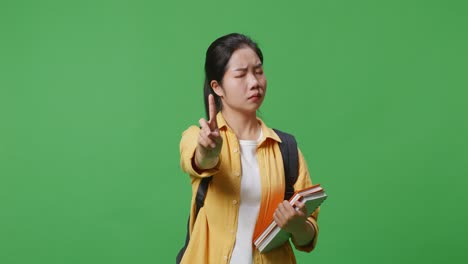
[248,73,260,89]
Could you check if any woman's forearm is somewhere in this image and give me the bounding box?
[194,146,219,170]
[291,220,316,246]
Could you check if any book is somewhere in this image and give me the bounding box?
[254,184,327,253]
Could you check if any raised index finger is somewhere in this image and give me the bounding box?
[208,94,218,130]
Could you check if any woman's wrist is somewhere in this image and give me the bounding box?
[194,147,219,170]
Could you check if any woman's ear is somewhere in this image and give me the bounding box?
[210,80,224,97]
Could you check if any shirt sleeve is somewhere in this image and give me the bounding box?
[180,125,220,178]
[291,148,320,253]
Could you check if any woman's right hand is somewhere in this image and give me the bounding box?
[194,94,223,170]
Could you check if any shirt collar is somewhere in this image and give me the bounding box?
[216,112,282,143]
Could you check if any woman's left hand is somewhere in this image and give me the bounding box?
[273,199,308,235]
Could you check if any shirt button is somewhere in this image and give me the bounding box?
[234,171,240,177]
[223,255,228,261]
[232,200,238,205]
[233,148,239,153]
[231,229,235,233]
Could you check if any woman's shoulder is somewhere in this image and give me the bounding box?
[181,125,200,138]
[179,125,200,151]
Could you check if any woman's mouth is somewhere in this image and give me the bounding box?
[248,94,261,102]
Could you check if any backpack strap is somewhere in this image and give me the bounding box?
[273,129,299,201]
[176,177,211,264]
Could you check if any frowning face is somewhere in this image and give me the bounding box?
[211,47,267,115]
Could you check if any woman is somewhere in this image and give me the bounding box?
[178,33,320,264]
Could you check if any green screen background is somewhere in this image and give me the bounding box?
[1,0,467,263]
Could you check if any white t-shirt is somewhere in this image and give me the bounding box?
[229,130,263,264]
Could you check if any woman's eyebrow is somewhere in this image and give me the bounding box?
[253,63,263,69]
[233,67,248,71]
[233,63,263,71]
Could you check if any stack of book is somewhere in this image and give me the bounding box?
[254,184,327,253]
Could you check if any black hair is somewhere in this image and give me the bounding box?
[203,33,264,119]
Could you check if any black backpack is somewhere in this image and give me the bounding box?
[176,129,298,263]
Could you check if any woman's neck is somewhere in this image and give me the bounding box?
[221,110,260,140]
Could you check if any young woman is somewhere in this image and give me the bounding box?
[178,33,320,264]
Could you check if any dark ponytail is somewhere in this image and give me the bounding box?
[203,33,263,119]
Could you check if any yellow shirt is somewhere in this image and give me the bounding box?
[179,113,320,264]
